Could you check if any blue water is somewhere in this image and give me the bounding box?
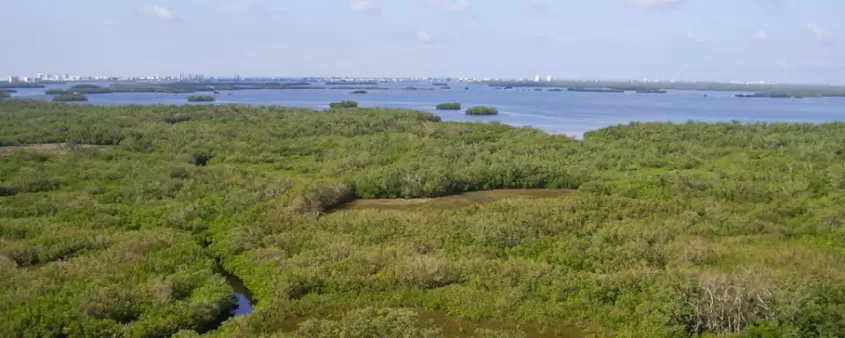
[232,293,252,316]
[10,82,845,138]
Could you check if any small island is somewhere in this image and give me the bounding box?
[636,89,667,94]
[465,106,499,116]
[330,100,359,108]
[435,102,461,110]
[45,89,70,95]
[737,93,798,99]
[350,90,368,94]
[568,87,625,93]
[52,94,88,102]
[187,95,216,102]
[547,88,564,92]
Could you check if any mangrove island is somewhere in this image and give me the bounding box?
[435,102,462,110]
[465,106,499,115]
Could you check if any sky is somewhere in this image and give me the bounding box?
[1,0,844,84]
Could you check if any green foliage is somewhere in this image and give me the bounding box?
[188,95,216,102]
[330,101,359,108]
[2,100,845,338]
[52,94,88,102]
[465,106,499,115]
[295,308,442,338]
[435,102,461,110]
[0,92,10,99]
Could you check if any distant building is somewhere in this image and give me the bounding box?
[546,75,553,82]
[534,75,541,82]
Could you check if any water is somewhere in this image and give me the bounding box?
[225,272,254,316]
[213,262,254,316]
[10,82,845,137]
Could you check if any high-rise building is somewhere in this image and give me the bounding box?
[534,75,541,82]
[546,75,553,82]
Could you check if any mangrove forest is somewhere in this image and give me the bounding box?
[187,95,216,102]
[1,100,845,337]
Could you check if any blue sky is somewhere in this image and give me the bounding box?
[1,0,843,84]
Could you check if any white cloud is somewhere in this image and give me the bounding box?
[144,5,177,20]
[350,0,376,11]
[630,0,680,7]
[806,22,825,40]
[427,0,470,11]
[752,30,768,41]
[417,31,432,42]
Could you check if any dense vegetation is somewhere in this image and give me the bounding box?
[329,100,359,108]
[2,100,845,337]
[732,91,841,99]
[0,92,10,99]
[188,95,217,102]
[465,106,499,115]
[485,80,845,96]
[52,94,88,102]
[0,89,17,93]
[325,81,378,85]
[636,89,667,94]
[0,83,44,89]
[435,102,461,110]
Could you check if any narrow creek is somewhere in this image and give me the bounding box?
[220,269,255,316]
[212,260,256,316]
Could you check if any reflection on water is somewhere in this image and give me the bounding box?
[334,189,573,212]
[226,272,254,316]
[215,263,255,316]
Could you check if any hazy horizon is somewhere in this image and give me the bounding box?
[2,0,844,84]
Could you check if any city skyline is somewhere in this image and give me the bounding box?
[2,1,844,84]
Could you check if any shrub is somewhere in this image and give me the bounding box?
[14,177,59,193]
[163,115,192,124]
[190,150,214,166]
[435,102,461,110]
[0,185,17,196]
[169,167,190,179]
[329,101,359,108]
[295,308,443,338]
[288,182,354,216]
[465,106,499,115]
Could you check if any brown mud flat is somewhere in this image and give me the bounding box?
[0,143,108,156]
[333,189,574,212]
